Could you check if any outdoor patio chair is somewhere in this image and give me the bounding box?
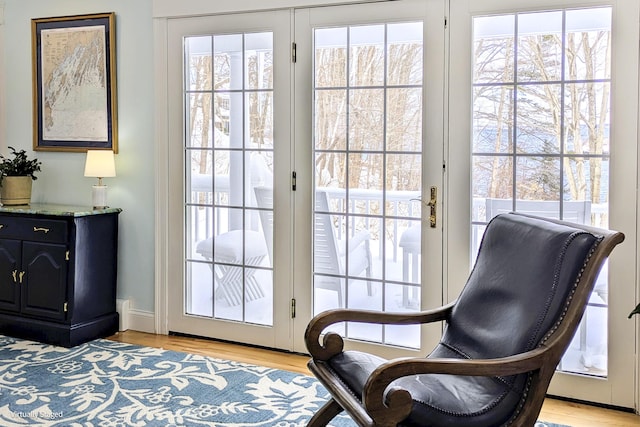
[193,153,273,307]
[196,230,268,306]
[254,187,373,307]
[253,186,275,264]
[305,213,624,427]
[398,224,420,308]
[484,198,592,224]
[313,190,373,307]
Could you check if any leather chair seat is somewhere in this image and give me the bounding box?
[328,349,522,427]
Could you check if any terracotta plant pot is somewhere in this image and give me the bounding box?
[1,176,33,205]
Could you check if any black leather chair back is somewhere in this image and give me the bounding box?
[436,214,600,362]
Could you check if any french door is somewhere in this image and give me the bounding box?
[449,0,638,409]
[292,0,445,357]
[166,10,293,349]
[166,0,445,357]
[162,0,636,410]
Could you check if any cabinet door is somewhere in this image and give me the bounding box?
[21,242,68,320]
[0,239,21,312]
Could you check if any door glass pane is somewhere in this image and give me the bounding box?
[184,32,274,326]
[472,7,611,376]
[313,22,423,349]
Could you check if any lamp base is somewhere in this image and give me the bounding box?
[92,185,108,209]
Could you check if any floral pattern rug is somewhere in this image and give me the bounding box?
[0,335,569,426]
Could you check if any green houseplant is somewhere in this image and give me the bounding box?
[0,146,42,206]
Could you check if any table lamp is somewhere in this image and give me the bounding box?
[84,150,116,209]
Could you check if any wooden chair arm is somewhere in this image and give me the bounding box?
[305,302,456,361]
[362,346,552,426]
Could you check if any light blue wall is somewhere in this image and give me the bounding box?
[2,0,155,312]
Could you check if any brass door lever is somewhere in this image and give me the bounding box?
[427,186,437,228]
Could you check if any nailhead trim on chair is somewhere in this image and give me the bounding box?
[526,232,584,351]
[412,390,512,419]
[325,361,363,402]
[506,236,601,426]
[538,238,601,346]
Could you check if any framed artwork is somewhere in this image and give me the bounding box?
[31,13,118,153]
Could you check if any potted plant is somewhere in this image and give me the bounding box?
[0,146,42,206]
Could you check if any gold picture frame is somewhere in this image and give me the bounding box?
[32,12,117,153]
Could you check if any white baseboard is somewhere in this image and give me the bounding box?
[116,299,155,334]
[116,299,130,331]
[127,309,156,333]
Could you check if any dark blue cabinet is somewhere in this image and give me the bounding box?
[0,205,121,347]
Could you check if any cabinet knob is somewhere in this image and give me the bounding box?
[19,271,25,284]
[11,270,17,283]
[33,227,50,233]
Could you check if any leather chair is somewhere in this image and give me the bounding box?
[305,213,624,427]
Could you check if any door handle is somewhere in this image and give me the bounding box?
[427,186,437,228]
[412,187,438,228]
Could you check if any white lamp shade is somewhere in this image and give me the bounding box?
[84,150,116,178]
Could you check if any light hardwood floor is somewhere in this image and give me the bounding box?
[108,331,639,427]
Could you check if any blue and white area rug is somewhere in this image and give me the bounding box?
[0,335,569,426]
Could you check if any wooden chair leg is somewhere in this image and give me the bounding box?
[308,398,344,427]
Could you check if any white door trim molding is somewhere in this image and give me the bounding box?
[154,16,170,335]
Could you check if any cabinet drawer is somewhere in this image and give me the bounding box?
[0,217,68,243]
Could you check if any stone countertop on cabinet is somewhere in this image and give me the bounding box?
[0,204,122,217]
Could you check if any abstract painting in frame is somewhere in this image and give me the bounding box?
[32,13,118,153]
